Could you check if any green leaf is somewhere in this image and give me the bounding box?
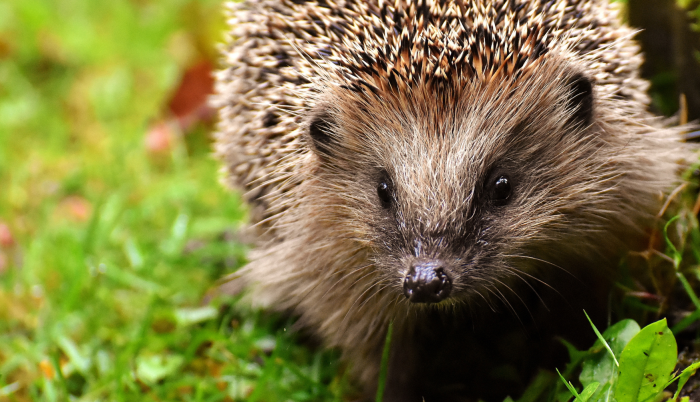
[600,320,643,357]
[575,382,600,402]
[561,338,588,373]
[614,319,677,402]
[135,354,184,384]
[594,383,614,402]
[580,319,640,401]
[174,306,218,327]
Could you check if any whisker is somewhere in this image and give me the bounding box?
[487,284,522,326]
[502,254,578,281]
[492,277,533,322]
[320,262,375,299]
[472,288,495,312]
[340,277,385,330]
[358,281,392,310]
[501,267,550,312]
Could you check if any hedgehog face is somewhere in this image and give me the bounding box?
[306,65,607,307]
[372,165,517,304]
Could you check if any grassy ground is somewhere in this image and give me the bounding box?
[0,1,351,400]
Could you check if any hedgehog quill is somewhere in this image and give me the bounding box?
[214,0,691,400]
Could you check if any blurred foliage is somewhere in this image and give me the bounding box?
[627,0,700,119]
[0,0,353,400]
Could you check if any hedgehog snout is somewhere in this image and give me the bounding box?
[403,260,453,303]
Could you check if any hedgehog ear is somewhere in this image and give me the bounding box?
[307,111,338,157]
[565,74,594,128]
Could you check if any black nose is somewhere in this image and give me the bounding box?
[403,262,452,303]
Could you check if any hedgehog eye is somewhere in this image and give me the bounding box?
[491,175,512,205]
[377,182,393,208]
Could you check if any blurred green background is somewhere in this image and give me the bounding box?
[0,0,351,400]
[0,0,698,401]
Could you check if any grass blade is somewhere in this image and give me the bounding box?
[375,321,394,402]
[584,311,619,367]
[556,368,579,398]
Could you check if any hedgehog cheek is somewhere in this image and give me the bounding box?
[565,73,594,129]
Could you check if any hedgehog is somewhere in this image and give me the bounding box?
[213,0,691,400]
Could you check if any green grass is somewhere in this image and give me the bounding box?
[0,1,352,400]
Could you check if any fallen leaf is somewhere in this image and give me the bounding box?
[0,222,14,247]
[167,60,215,128]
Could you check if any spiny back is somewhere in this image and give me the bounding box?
[213,0,647,235]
